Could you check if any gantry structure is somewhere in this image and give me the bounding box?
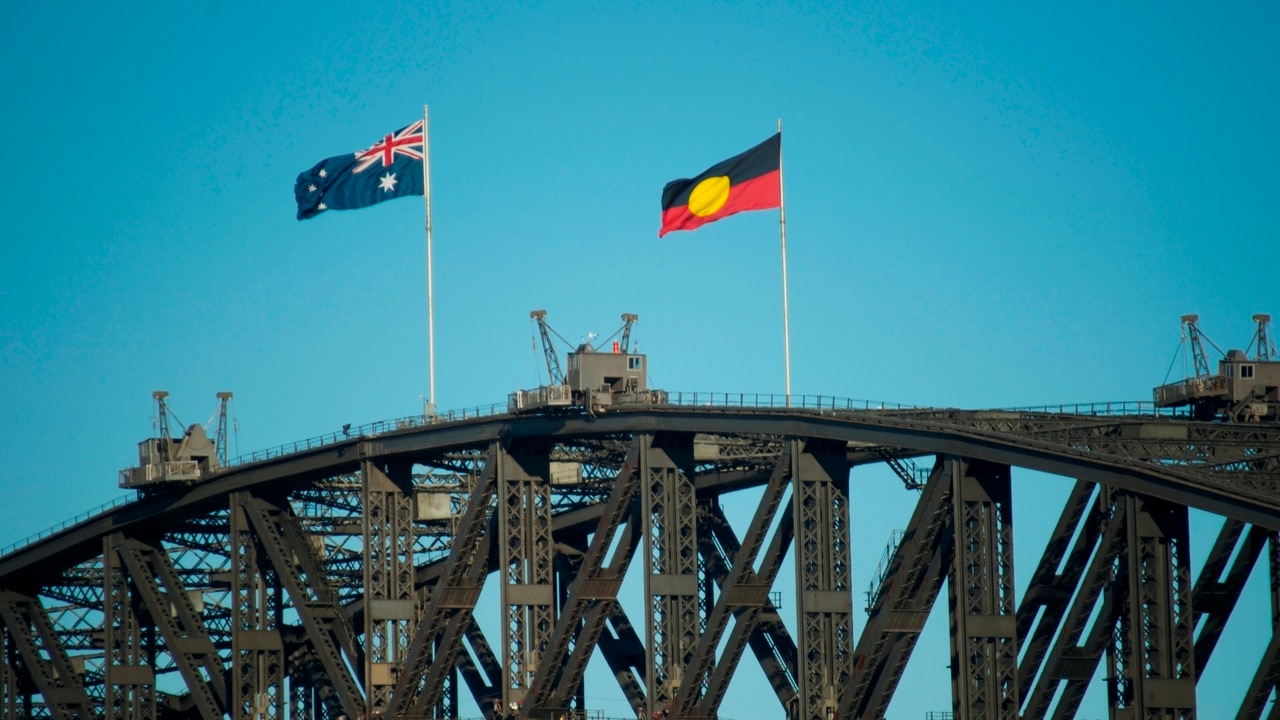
[2,394,1280,720]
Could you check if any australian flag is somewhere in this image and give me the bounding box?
[295,121,425,220]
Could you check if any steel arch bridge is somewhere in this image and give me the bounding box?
[3,396,1280,720]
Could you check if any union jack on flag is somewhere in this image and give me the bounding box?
[295,120,426,220]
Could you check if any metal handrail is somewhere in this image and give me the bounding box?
[1003,400,1189,417]
[865,529,904,613]
[657,391,920,411]
[0,494,134,556]
[225,402,508,467]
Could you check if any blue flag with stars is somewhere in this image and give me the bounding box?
[295,121,425,220]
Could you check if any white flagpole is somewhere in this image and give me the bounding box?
[423,105,436,416]
[777,119,792,406]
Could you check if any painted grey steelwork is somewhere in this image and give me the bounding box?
[2,401,1280,720]
[1154,313,1280,422]
[511,312,656,415]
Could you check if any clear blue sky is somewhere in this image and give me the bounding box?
[2,2,1277,717]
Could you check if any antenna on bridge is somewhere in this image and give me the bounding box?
[1179,314,1223,380]
[619,313,638,353]
[594,313,640,353]
[531,310,566,386]
[1250,314,1276,362]
[214,392,233,467]
[153,391,173,462]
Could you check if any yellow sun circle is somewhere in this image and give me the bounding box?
[688,176,731,217]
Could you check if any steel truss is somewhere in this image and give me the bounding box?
[2,407,1280,720]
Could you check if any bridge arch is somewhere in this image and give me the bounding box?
[1,404,1278,720]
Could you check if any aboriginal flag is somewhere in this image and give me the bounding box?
[659,133,781,237]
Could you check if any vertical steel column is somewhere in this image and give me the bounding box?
[1109,494,1196,720]
[641,432,699,719]
[230,494,284,720]
[362,459,417,717]
[946,457,1018,720]
[103,532,155,720]
[1271,531,1280,714]
[790,438,852,720]
[440,666,459,720]
[0,616,15,720]
[288,670,312,720]
[497,440,554,710]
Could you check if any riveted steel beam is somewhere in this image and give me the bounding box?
[0,622,16,720]
[363,459,417,717]
[791,438,853,720]
[1108,494,1196,719]
[10,410,1280,594]
[102,532,156,720]
[9,409,1280,720]
[946,457,1018,720]
[229,494,285,720]
[641,432,701,719]
[497,439,556,707]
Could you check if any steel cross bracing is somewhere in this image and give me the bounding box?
[2,405,1280,720]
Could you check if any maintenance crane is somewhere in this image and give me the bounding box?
[512,310,664,414]
[120,391,230,490]
[1154,313,1280,422]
